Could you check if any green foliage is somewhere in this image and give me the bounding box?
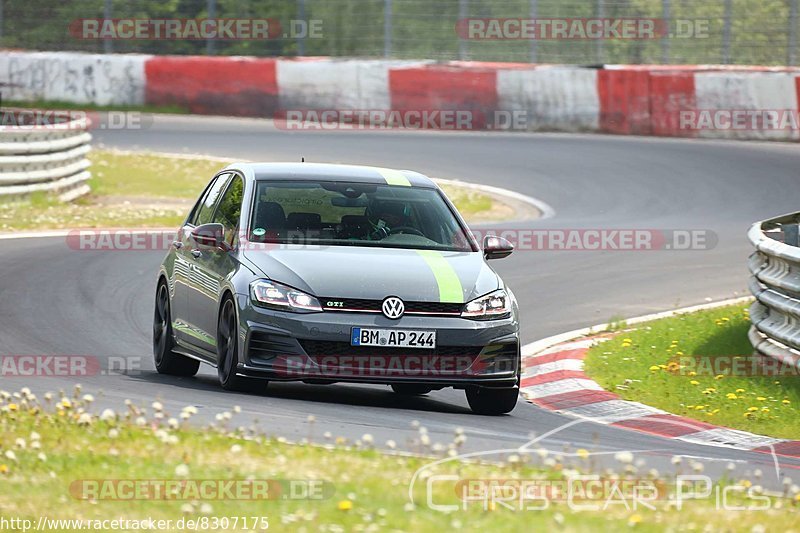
[2,0,797,65]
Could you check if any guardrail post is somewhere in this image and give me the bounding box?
[789,0,798,66]
[722,0,732,64]
[383,0,392,58]
[661,0,671,64]
[529,0,538,63]
[458,0,468,60]
[785,224,800,246]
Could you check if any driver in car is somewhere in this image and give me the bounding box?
[366,200,412,240]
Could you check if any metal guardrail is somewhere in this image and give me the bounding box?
[748,213,800,369]
[0,113,92,201]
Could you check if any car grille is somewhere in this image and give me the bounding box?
[299,339,482,358]
[319,298,464,316]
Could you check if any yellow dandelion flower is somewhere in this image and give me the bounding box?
[0,464,8,474]
[690,380,700,386]
[7,403,18,411]
[337,500,353,511]
[576,449,589,459]
[649,366,660,372]
[756,397,766,401]
[747,407,759,412]
[782,400,790,405]
[628,514,643,526]
[736,389,745,393]
[726,393,738,400]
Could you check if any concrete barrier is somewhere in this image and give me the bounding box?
[2,50,800,141]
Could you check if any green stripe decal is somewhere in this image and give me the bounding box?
[417,250,464,303]
[377,168,412,187]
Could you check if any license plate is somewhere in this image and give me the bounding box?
[351,328,437,349]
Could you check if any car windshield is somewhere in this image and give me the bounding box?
[249,181,474,252]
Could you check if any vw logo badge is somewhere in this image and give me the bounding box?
[381,297,405,319]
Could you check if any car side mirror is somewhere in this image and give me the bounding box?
[191,223,225,249]
[483,235,514,260]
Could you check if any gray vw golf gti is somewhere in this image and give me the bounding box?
[154,163,520,415]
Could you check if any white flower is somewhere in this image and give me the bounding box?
[175,463,190,477]
[671,456,682,465]
[362,434,374,445]
[167,418,179,429]
[614,451,633,464]
[199,503,213,515]
[182,406,198,415]
[230,444,242,454]
[152,401,164,412]
[37,452,47,462]
[77,413,93,426]
[386,440,396,449]
[82,394,95,403]
[180,503,194,514]
[233,405,241,414]
[135,416,147,427]
[5,450,17,461]
[99,409,116,422]
[108,429,119,439]
[307,415,316,423]
[15,438,26,449]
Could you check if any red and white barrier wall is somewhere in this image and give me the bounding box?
[2,51,799,141]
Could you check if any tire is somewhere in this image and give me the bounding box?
[465,386,519,415]
[217,297,263,392]
[391,384,433,396]
[153,281,200,377]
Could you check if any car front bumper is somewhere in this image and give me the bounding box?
[235,294,520,388]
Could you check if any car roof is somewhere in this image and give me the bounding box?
[223,162,437,188]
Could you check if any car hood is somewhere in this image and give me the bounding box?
[242,246,500,303]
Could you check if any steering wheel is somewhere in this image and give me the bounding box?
[389,226,425,237]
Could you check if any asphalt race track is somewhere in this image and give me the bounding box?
[3,115,800,487]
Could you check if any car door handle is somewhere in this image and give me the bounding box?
[191,250,202,258]
[172,241,183,249]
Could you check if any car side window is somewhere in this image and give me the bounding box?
[212,175,244,246]
[193,174,231,226]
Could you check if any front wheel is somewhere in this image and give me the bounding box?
[153,282,200,377]
[465,386,519,415]
[217,298,262,392]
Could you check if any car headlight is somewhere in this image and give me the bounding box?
[461,290,511,320]
[250,280,322,313]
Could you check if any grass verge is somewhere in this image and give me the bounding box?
[584,304,800,440]
[0,389,797,532]
[0,150,515,231]
[3,99,190,115]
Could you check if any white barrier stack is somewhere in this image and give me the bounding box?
[0,113,92,201]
